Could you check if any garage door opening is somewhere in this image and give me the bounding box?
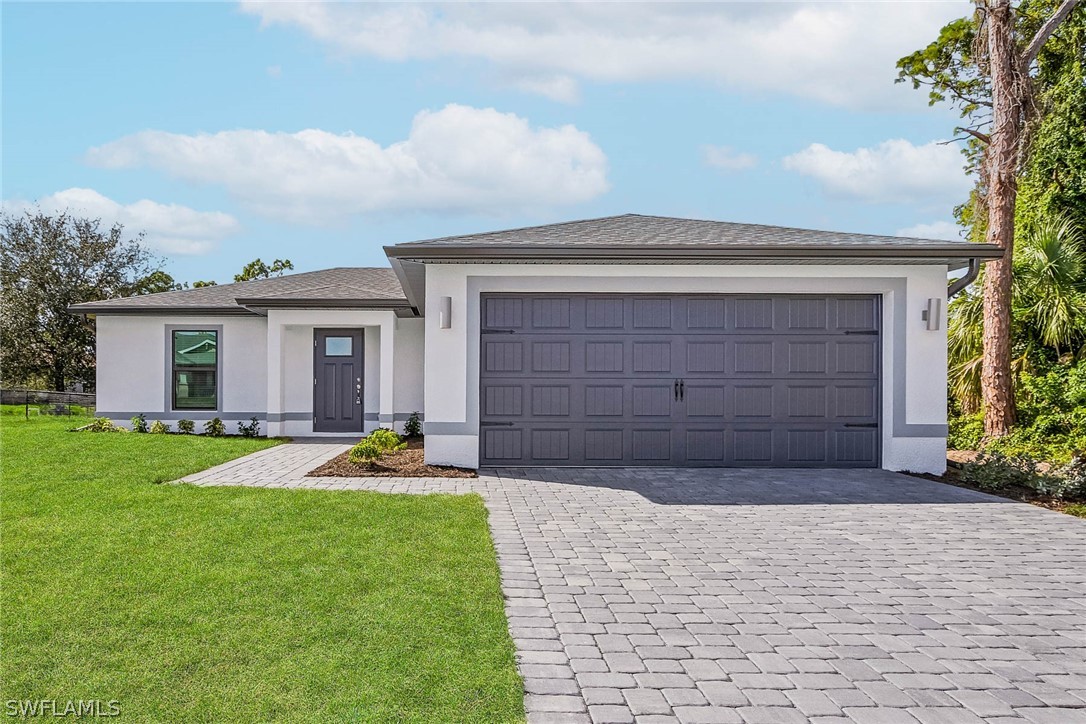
[479,294,881,467]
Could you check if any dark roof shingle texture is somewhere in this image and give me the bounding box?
[390,213,978,250]
[70,267,405,312]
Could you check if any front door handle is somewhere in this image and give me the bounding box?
[674,379,680,401]
[679,379,685,401]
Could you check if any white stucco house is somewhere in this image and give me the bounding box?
[71,214,1000,474]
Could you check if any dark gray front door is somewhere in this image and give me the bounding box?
[314,329,363,433]
[478,294,880,467]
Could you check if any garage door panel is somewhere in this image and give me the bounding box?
[483,297,524,329]
[632,298,673,328]
[835,383,878,418]
[835,297,879,330]
[479,293,880,467]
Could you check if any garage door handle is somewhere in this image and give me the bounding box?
[674,380,680,401]
[480,421,515,427]
[844,423,878,428]
[679,379,685,401]
[844,330,878,335]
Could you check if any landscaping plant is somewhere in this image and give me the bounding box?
[346,429,407,467]
[149,420,171,434]
[176,419,195,434]
[403,411,422,438]
[84,417,124,433]
[347,439,383,466]
[130,413,148,433]
[369,428,407,452]
[237,417,261,438]
[203,417,226,437]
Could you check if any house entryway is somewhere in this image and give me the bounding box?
[313,329,364,433]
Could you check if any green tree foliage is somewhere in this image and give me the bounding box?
[899,1,1085,443]
[234,258,293,282]
[949,216,1086,410]
[1016,6,1086,231]
[130,269,184,295]
[897,0,1085,235]
[0,211,158,391]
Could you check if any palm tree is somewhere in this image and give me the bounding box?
[1014,216,1086,355]
[948,215,1086,413]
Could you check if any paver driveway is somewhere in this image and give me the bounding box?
[486,467,1086,724]
[184,451,1086,723]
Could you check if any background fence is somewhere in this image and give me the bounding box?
[1,389,97,418]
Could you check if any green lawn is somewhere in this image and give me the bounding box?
[1,415,523,722]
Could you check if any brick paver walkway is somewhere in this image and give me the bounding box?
[181,446,1086,724]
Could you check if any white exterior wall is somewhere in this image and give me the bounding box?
[94,310,425,437]
[422,263,949,474]
[95,314,268,430]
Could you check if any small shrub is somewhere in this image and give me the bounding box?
[947,411,983,451]
[85,417,124,432]
[177,419,195,434]
[130,413,148,433]
[149,420,172,434]
[237,417,261,438]
[961,452,1042,491]
[204,417,226,437]
[369,428,406,452]
[403,411,422,438]
[1049,455,1086,501]
[348,439,383,466]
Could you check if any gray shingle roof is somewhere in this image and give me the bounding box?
[386,213,1001,259]
[69,267,407,314]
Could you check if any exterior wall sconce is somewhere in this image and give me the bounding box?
[439,296,452,329]
[921,298,942,331]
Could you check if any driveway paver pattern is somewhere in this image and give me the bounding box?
[182,447,1086,724]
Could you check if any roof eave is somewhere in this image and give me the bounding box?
[384,244,1005,262]
[67,304,258,316]
[232,297,412,309]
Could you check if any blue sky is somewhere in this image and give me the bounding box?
[3,1,974,284]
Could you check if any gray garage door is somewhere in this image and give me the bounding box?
[479,294,881,467]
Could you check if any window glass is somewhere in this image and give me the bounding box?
[173,330,217,410]
[325,336,353,356]
[174,330,217,367]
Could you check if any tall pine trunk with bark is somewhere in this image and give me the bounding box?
[979,0,1080,439]
[981,0,1020,437]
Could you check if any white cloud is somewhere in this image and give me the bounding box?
[897,220,964,241]
[239,1,964,108]
[266,64,282,78]
[86,104,609,223]
[509,75,579,104]
[782,139,970,204]
[2,188,238,255]
[701,145,758,172]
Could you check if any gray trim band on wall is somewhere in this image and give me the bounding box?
[267,412,312,422]
[424,421,476,435]
[100,412,266,421]
[364,412,425,422]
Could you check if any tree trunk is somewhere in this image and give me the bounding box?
[51,355,66,392]
[981,0,1020,438]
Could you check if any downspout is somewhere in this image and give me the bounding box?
[947,258,981,298]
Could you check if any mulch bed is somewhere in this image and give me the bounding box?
[905,458,1082,514]
[306,437,477,478]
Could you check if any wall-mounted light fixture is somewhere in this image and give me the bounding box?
[921,298,942,331]
[439,296,452,329]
